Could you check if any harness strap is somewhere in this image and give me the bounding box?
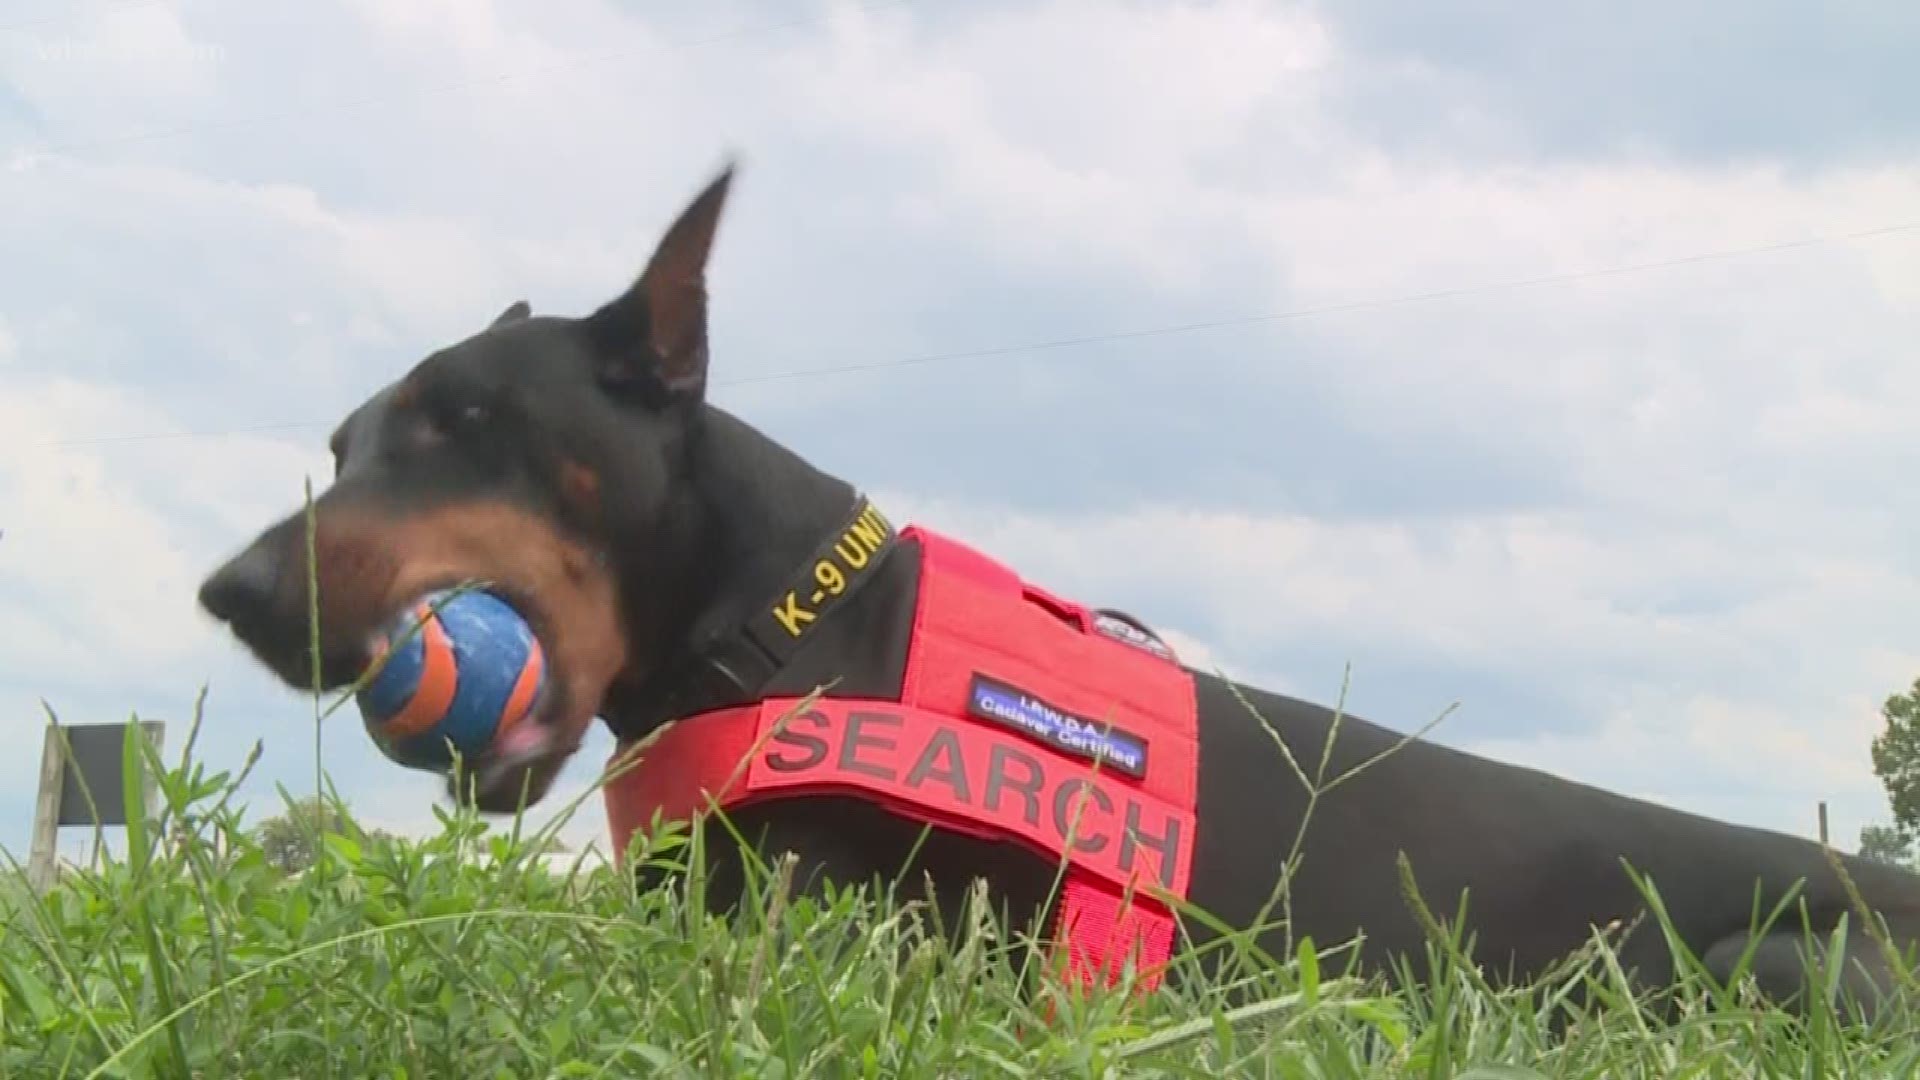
[1056,877,1177,992]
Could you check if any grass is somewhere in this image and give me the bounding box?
[4,699,1919,1078]
[7,495,1917,1076]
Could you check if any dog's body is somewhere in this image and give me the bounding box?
[199,164,1920,1015]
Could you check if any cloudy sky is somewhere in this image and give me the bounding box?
[4,0,1919,867]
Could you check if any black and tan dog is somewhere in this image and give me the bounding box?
[199,163,1920,1016]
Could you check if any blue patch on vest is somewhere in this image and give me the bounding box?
[965,673,1148,779]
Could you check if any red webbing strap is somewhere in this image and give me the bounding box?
[1055,877,1177,992]
[604,703,764,866]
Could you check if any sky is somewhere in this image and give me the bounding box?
[3,0,1919,868]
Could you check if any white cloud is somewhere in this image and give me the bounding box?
[2,378,226,676]
[1256,167,1920,503]
[767,0,1345,293]
[1463,687,1897,847]
[876,492,1805,679]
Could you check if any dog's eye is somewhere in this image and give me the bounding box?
[426,401,488,436]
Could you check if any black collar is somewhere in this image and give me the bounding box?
[611,495,901,739]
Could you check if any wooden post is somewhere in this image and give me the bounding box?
[27,721,67,894]
[1818,801,1830,846]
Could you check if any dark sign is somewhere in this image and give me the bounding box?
[55,721,165,827]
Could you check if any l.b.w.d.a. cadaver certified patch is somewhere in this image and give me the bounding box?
[964,673,1148,779]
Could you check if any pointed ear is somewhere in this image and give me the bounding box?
[586,162,736,404]
[491,300,531,328]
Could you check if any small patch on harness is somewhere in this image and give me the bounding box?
[966,673,1148,779]
[1092,610,1179,664]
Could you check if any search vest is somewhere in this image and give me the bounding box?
[602,523,1200,992]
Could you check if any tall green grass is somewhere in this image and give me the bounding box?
[4,700,1918,1078]
[8,495,1915,1076]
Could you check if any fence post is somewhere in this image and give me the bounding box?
[27,722,67,894]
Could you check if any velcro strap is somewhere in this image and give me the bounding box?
[1053,875,1177,992]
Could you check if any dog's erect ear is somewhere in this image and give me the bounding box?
[491,300,531,328]
[585,162,735,404]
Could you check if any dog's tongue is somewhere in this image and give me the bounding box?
[492,716,552,762]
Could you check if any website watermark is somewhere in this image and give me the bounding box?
[6,33,226,68]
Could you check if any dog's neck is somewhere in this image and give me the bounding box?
[684,406,864,639]
[599,404,887,737]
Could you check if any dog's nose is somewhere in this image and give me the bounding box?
[198,543,284,627]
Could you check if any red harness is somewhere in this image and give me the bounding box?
[603,523,1200,991]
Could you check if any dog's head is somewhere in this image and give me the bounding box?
[198,164,737,812]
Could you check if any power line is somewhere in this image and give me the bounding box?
[12,0,919,160]
[723,219,1920,387]
[38,217,1920,449]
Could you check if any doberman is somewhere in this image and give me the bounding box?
[198,162,1920,1017]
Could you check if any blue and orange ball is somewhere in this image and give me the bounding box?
[355,588,547,773]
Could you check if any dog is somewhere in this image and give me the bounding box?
[198,162,1920,1017]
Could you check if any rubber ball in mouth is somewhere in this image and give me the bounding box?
[355,589,547,774]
